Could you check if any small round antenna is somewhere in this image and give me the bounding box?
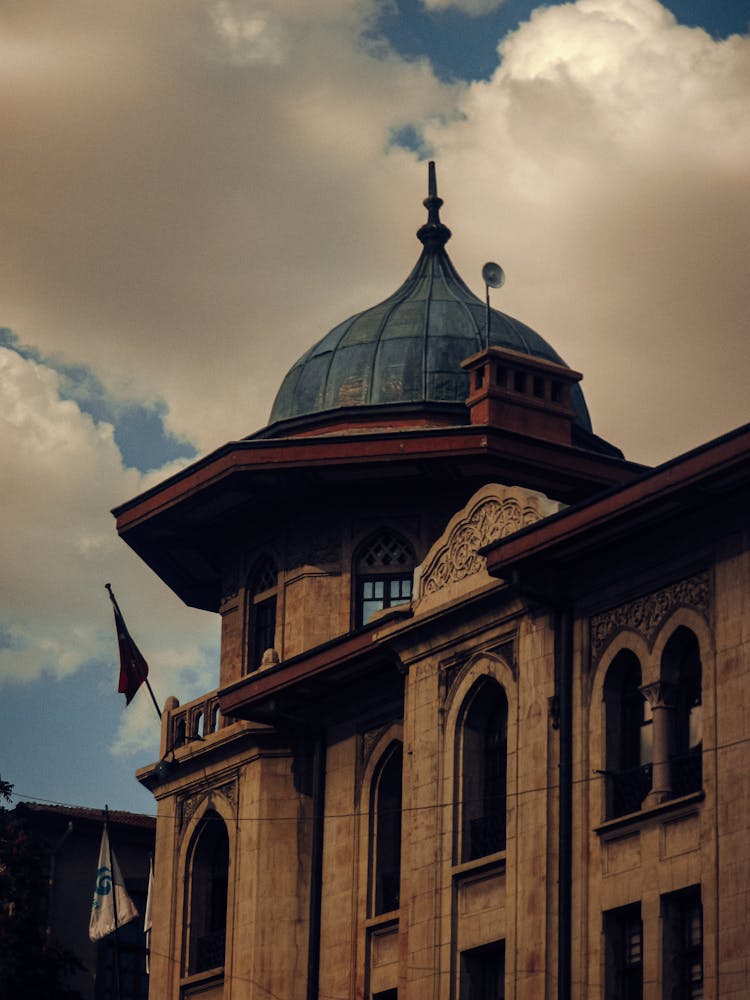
[482,261,505,288]
[481,261,505,350]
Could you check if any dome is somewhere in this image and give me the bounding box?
[268,164,592,434]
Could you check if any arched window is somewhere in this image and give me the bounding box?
[458,679,507,863]
[187,812,229,974]
[247,555,278,672]
[661,627,702,797]
[604,650,652,818]
[354,531,415,627]
[370,743,403,916]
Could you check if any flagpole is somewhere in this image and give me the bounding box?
[105,805,122,1000]
[105,583,162,720]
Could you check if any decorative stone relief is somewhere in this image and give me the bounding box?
[589,571,710,664]
[413,484,563,614]
[177,778,238,832]
[361,724,391,772]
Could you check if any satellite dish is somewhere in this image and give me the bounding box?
[482,261,505,288]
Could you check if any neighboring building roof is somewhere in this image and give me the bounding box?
[15,801,156,831]
[267,162,592,435]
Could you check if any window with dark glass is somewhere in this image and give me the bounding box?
[355,531,414,627]
[459,940,505,1000]
[187,812,229,975]
[661,886,703,1000]
[662,887,703,1000]
[661,628,702,797]
[604,650,652,818]
[247,555,278,672]
[604,903,643,1000]
[459,679,507,863]
[370,743,403,916]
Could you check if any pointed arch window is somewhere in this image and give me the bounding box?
[247,555,278,672]
[187,812,229,975]
[458,679,508,863]
[604,650,652,818]
[355,531,415,628]
[369,743,403,916]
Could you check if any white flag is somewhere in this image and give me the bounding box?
[144,855,154,974]
[89,825,139,941]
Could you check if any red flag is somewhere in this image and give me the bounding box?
[106,585,149,705]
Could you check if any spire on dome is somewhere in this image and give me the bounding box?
[417,160,452,252]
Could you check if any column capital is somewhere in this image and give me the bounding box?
[639,680,678,709]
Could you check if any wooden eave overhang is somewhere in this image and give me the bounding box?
[483,422,750,593]
[218,616,404,727]
[113,423,645,612]
[217,577,514,726]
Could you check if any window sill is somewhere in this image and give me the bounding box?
[180,966,225,987]
[452,850,507,880]
[365,911,399,932]
[594,789,704,838]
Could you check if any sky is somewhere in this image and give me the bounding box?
[2,0,749,817]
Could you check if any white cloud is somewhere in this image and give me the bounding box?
[2,0,749,783]
[0,348,217,714]
[420,0,750,459]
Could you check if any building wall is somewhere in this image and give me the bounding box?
[141,486,750,1000]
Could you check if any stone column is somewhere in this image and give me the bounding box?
[640,681,677,805]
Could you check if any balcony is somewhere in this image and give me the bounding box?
[167,692,228,751]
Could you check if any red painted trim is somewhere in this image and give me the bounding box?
[114,425,643,534]
[218,625,386,716]
[485,423,750,575]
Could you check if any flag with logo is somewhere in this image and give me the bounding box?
[89,825,139,941]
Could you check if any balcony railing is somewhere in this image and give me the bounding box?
[608,763,653,818]
[167,692,228,752]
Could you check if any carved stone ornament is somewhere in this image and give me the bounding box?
[178,779,238,832]
[361,724,391,772]
[589,571,710,663]
[413,484,563,614]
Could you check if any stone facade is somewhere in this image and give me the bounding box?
[132,445,750,999]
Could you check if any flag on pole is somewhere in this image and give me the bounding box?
[144,855,154,974]
[89,825,139,941]
[106,583,149,705]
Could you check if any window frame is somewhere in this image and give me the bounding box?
[246,555,279,673]
[456,677,508,864]
[353,530,415,629]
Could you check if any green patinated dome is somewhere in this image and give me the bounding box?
[269,165,592,433]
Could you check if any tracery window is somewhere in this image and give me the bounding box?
[354,531,414,627]
[187,812,229,975]
[369,742,403,916]
[457,679,507,863]
[604,650,652,818]
[247,555,278,672]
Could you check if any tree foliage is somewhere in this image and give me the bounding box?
[0,781,84,999]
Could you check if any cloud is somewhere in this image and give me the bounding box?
[0,0,458,455]
[417,0,750,460]
[2,0,749,784]
[0,348,217,708]
[421,0,508,16]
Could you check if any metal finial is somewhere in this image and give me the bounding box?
[417,160,451,252]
